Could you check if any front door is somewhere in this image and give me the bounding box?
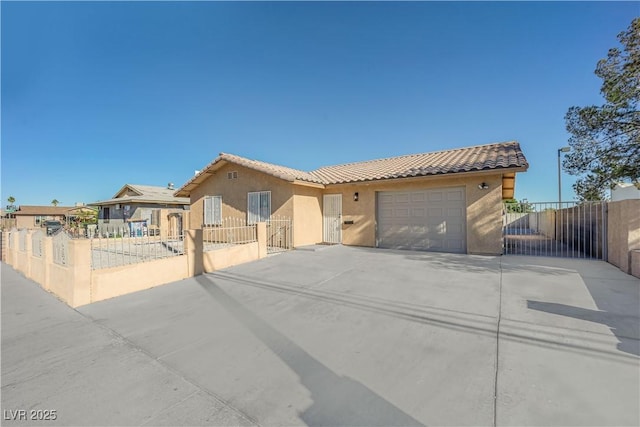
[323,194,342,244]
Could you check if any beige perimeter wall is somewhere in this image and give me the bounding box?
[607,199,640,276]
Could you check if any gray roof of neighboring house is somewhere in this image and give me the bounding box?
[175,141,529,196]
[93,184,190,206]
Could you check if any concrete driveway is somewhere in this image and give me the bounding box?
[2,246,639,426]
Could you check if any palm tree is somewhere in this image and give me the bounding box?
[7,196,15,205]
[51,199,59,207]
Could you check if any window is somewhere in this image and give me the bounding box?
[247,191,271,224]
[35,216,46,226]
[227,171,238,180]
[203,196,222,226]
[103,207,110,223]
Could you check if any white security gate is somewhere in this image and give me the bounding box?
[377,187,466,253]
[323,194,342,244]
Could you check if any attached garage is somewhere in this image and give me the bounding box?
[376,187,466,253]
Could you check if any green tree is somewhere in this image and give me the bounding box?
[7,196,15,205]
[503,198,534,213]
[564,17,640,201]
[51,199,59,206]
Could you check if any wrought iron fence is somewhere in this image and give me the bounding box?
[266,216,293,254]
[91,232,185,270]
[503,201,607,259]
[203,218,257,252]
[32,230,44,258]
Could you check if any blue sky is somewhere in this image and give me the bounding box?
[2,1,638,207]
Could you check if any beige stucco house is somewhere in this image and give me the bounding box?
[175,141,529,255]
[12,205,75,229]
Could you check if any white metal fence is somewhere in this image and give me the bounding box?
[32,230,44,258]
[91,233,185,270]
[53,230,71,266]
[503,201,606,259]
[19,229,27,252]
[267,216,293,254]
[203,218,257,252]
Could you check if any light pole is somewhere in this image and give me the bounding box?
[558,146,570,206]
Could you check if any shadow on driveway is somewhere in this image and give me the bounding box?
[528,299,640,357]
[195,275,424,427]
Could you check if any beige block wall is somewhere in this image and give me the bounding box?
[607,199,640,274]
[325,173,504,254]
[203,242,260,272]
[190,163,294,228]
[293,186,323,246]
[91,256,190,303]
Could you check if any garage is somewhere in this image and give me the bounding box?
[376,187,467,253]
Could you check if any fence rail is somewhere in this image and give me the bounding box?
[267,216,293,254]
[91,233,185,270]
[203,218,257,252]
[503,201,606,259]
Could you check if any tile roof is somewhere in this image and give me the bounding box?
[175,141,528,195]
[220,153,325,184]
[311,141,528,184]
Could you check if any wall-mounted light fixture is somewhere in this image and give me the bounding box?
[354,192,359,202]
[478,182,489,190]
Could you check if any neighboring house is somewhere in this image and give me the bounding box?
[175,141,529,255]
[92,183,190,235]
[611,182,640,201]
[12,205,74,229]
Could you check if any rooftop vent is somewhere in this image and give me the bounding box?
[167,182,174,190]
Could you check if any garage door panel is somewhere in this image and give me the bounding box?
[411,193,426,203]
[377,187,466,253]
[428,192,443,201]
[412,208,425,217]
[394,193,410,203]
[447,190,464,201]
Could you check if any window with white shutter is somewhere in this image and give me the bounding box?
[203,196,222,226]
[247,191,271,224]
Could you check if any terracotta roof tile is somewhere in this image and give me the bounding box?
[220,153,325,184]
[310,141,528,184]
[175,141,528,195]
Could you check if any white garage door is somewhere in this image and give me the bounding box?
[377,187,466,253]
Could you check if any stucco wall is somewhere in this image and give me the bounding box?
[190,162,294,228]
[49,263,74,305]
[293,186,323,246]
[91,256,190,303]
[30,255,47,287]
[325,173,504,254]
[607,199,640,275]
[203,242,260,272]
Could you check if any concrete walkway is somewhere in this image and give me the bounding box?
[2,247,639,426]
